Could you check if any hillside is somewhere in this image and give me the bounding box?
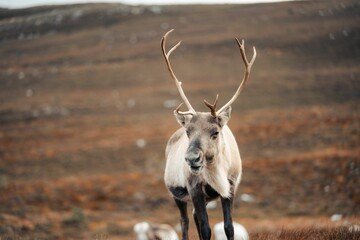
[0,0,359,239]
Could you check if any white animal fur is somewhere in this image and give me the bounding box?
[134,221,179,240]
[164,120,242,199]
[214,221,249,240]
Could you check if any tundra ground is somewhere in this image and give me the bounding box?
[0,0,359,239]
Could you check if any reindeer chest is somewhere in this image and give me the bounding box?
[168,181,220,202]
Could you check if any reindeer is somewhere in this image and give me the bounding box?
[134,221,179,240]
[161,29,256,240]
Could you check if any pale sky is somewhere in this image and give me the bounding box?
[0,0,293,9]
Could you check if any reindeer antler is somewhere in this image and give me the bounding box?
[204,94,218,117]
[174,103,195,116]
[161,29,196,114]
[216,38,256,115]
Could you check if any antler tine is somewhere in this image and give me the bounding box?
[216,38,256,114]
[161,29,196,114]
[204,94,219,117]
[174,102,195,116]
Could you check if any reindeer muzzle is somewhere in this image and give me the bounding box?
[185,149,203,173]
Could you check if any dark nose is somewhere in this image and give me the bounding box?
[185,149,202,166]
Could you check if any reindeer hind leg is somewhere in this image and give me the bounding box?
[221,197,234,240]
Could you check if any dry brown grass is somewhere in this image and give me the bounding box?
[251,226,360,240]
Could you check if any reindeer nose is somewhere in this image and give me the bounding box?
[185,150,202,166]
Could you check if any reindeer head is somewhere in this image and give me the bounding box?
[161,29,256,174]
[175,110,231,173]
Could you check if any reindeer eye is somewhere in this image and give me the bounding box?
[211,132,219,140]
[186,126,194,138]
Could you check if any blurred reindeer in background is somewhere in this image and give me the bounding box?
[161,29,256,240]
[214,221,249,240]
[134,221,179,240]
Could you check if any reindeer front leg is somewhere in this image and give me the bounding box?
[174,198,189,240]
[190,184,211,240]
[192,209,200,238]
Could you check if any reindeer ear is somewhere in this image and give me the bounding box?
[217,106,231,127]
[174,111,193,127]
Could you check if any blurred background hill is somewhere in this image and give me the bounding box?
[0,0,359,239]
